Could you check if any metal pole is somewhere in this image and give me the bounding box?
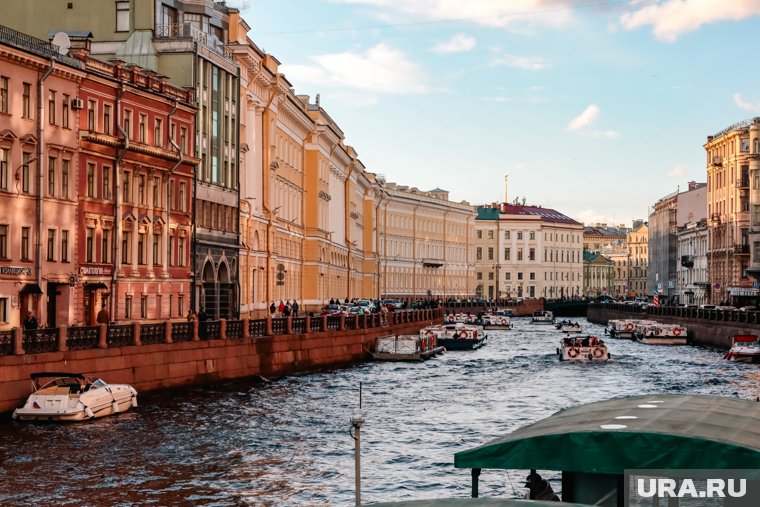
[350,382,364,506]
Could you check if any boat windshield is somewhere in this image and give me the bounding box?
[91,379,108,389]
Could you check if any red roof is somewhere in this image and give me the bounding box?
[498,204,581,225]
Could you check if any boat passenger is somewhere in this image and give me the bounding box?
[524,473,560,502]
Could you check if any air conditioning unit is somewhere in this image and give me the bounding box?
[70,98,84,110]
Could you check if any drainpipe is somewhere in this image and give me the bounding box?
[36,61,54,306]
[112,83,129,322]
[344,161,355,299]
[166,99,184,291]
[262,76,280,307]
[374,190,388,300]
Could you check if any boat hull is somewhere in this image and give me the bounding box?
[13,388,137,422]
[724,352,760,363]
[636,336,687,346]
[609,330,634,339]
[558,345,609,361]
[370,346,445,361]
[437,337,487,350]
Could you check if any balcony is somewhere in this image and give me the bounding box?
[711,155,723,167]
[734,244,750,255]
[736,178,750,189]
[154,23,234,62]
[680,255,694,268]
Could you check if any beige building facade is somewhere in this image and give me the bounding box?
[627,223,649,298]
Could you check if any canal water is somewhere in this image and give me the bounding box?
[1,318,759,506]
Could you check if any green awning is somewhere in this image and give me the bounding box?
[369,499,592,507]
[455,394,760,474]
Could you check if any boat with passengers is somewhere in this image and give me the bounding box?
[557,335,609,361]
[421,323,487,351]
[368,334,445,361]
[454,394,760,505]
[444,312,480,325]
[555,320,582,333]
[724,334,760,363]
[606,319,656,339]
[530,310,554,325]
[479,310,513,330]
[632,322,687,345]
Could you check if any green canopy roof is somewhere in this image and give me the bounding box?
[369,499,592,507]
[455,394,760,474]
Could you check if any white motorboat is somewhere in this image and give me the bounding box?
[480,311,512,329]
[368,334,445,361]
[724,335,760,363]
[559,322,582,333]
[557,336,610,362]
[444,313,479,324]
[606,319,656,339]
[13,372,138,422]
[633,323,687,345]
[421,323,487,350]
[531,310,554,324]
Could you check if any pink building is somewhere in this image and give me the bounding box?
[0,28,85,330]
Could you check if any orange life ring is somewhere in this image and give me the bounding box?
[625,323,634,331]
[473,331,478,338]
[425,330,434,340]
[568,347,580,358]
[420,339,426,351]
[593,347,605,358]
[673,328,681,336]
[654,328,661,335]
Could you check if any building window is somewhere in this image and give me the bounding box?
[124,110,131,139]
[62,94,69,128]
[517,248,523,261]
[505,231,510,239]
[505,272,511,280]
[476,247,482,260]
[180,126,188,155]
[103,104,112,135]
[137,232,146,264]
[529,231,535,240]
[152,176,160,207]
[88,99,96,131]
[529,248,535,261]
[103,166,111,200]
[116,1,130,32]
[22,83,31,119]
[102,229,110,263]
[517,272,523,281]
[138,174,145,204]
[476,272,482,280]
[488,247,494,260]
[178,295,184,318]
[476,230,482,239]
[86,227,94,262]
[0,148,8,191]
[87,163,95,197]
[122,231,130,264]
[529,272,535,280]
[138,114,146,143]
[140,296,148,319]
[741,138,750,152]
[47,229,56,261]
[21,227,30,261]
[61,160,71,199]
[61,230,69,262]
[123,171,131,202]
[47,157,55,196]
[178,236,185,266]
[487,230,493,239]
[125,296,132,319]
[517,231,523,240]
[22,154,32,194]
[488,272,494,280]
[0,225,6,259]
[504,248,510,261]
[178,182,186,211]
[153,233,161,265]
[0,76,7,114]
[154,118,162,147]
[48,90,56,125]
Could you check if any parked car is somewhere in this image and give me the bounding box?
[382,299,404,310]
[322,304,342,316]
[355,300,376,312]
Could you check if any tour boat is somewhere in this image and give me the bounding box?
[724,335,760,363]
[633,323,687,345]
[368,334,445,361]
[455,394,760,504]
[530,310,554,325]
[12,372,138,422]
[557,336,610,361]
[558,321,582,333]
[606,319,656,339]
[444,313,480,325]
[479,311,513,330]
[421,323,487,351]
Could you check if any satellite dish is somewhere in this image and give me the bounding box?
[51,32,71,55]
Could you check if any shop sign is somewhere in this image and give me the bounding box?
[728,287,759,296]
[0,266,32,276]
[79,266,113,276]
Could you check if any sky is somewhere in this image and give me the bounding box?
[235,0,760,227]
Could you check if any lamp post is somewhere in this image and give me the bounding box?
[493,264,501,303]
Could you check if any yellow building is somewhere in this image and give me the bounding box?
[627,223,649,297]
[704,120,757,304]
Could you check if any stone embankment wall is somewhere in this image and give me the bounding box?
[588,304,760,348]
[0,309,441,415]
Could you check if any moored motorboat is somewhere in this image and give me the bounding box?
[12,372,138,422]
[530,310,554,325]
[724,335,760,363]
[369,334,445,361]
[633,323,687,345]
[421,323,487,350]
[557,336,609,361]
[606,319,656,339]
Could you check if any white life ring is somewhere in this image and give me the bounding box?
[499,317,507,325]
[673,328,681,336]
[654,328,661,335]
[593,347,605,358]
[568,347,580,358]
[625,323,634,331]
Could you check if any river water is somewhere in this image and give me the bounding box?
[1,318,759,506]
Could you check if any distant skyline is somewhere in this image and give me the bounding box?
[238,0,760,226]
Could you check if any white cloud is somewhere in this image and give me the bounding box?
[433,33,476,53]
[490,54,550,70]
[567,104,600,131]
[281,43,429,94]
[576,209,616,226]
[333,0,577,31]
[734,93,760,113]
[667,165,688,177]
[620,0,760,42]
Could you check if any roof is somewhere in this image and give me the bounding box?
[476,207,500,220]
[583,225,627,237]
[369,500,592,507]
[476,205,581,225]
[454,394,760,474]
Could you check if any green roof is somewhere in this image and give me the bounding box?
[369,499,592,507]
[454,395,760,474]
[476,208,500,220]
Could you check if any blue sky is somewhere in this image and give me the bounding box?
[236,0,760,227]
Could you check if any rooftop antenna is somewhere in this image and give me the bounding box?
[51,32,71,56]
[350,382,364,506]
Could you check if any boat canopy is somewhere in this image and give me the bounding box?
[454,394,760,474]
[30,372,85,380]
[369,499,592,507]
